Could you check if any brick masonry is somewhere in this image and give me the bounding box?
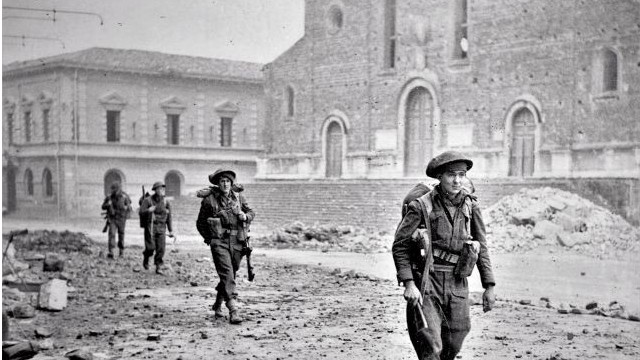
[263,0,640,178]
[170,177,640,237]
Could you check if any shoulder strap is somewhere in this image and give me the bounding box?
[415,192,434,295]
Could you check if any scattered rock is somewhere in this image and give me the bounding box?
[38,338,55,350]
[570,308,583,315]
[567,332,574,340]
[65,349,94,360]
[190,281,198,287]
[2,341,39,359]
[519,299,532,305]
[585,301,598,310]
[532,220,563,240]
[12,304,36,318]
[38,279,68,311]
[35,327,54,338]
[43,253,66,272]
[147,334,161,341]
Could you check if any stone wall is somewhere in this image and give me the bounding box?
[169,178,640,237]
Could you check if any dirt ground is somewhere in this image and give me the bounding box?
[3,234,640,360]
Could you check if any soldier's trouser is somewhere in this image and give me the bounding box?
[143,230,166,267]
[406,270,471,360]
[210,236,244,302]
[107,219,126,255]
[142,226,152,261]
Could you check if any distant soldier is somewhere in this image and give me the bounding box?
[393,151,495,360]
[196,169,255,324]
[101,182,132,259]
[139,181,174,274]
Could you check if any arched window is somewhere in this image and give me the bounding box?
[42,168,53,197]
[164,171,182,198]
[104,169,123,196]
[24,169,34,196]
[452,0,469,60]
[327,5,344,34]
[602,49,618,92]
[285,86,295,117]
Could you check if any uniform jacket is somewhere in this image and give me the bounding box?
[140,194,173,233]
[393,186,495,289]
[101,191,131,222]
[196,188,255,242]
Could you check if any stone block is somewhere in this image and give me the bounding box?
[43,253,66,272]
[511,211,538,226]
[38,279,68,311]
[12,304,35,318]
[532,220,563,240]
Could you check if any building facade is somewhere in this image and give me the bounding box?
[260,0,640,180]
[2,48,265,217]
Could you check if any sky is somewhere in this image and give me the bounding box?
[1,0,305,65]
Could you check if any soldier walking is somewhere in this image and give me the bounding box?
[139,181,174,275]
[393,151,496,360]
[101,182,132,259]
[196,169,254,324]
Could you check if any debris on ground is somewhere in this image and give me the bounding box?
[484,187,640,258]
[8,230,97,254]
[254,221,392,253]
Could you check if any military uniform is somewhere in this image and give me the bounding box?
[101,183,131,258]
[196,169,254,324]
[393,151,495,360]
[140,182,173,273]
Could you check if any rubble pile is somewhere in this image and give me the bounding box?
[255,221,392,253]
[485,187,640,257]
[9,230,97,254]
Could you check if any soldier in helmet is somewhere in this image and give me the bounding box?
[196,169,254,324]
[139,181,174,274]
[101,181,132,259]
[393,151,496,360]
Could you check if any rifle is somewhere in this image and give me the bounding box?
[244,236,255,282]
[101,211,110,233]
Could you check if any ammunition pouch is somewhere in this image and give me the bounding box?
[453,241,479,278]
[207,218,224,239]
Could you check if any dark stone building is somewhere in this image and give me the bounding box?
[261,0,640,180]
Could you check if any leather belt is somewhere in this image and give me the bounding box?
[433,249,459,264]
[433,264,455,272]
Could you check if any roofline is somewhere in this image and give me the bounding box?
[3,61,264,85]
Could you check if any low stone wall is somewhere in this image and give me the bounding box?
[169,177,639,235]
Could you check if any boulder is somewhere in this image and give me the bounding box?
[38,279,68,311]
[65,349,94,360]
[554,212,587,233]
[43,253,66,272]
[511,211,538,226]
[12,304,36,318]
[532,220,563,240]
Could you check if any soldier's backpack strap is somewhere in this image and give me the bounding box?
[415,192,434,295]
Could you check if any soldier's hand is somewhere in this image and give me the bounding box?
[465,240,480,253]
[148,206,156,212]
[483,286,496,312]
[403,280,422,306]
[238,212,247,221]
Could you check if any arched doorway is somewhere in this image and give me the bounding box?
[165,171,181,197]
[325,121,343,178]
[509,108,536,177]
[104,170,123,196]
[404,87,433,177]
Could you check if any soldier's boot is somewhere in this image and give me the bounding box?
[212,293,224,318]
[119,248,125,258]
[226,299,242,324]
[142,253,149,270]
